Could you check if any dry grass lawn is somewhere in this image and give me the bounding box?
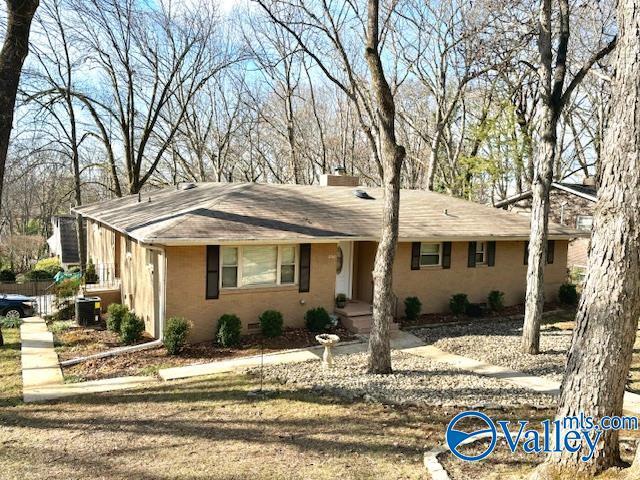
[0,327,21,407]
[2,318,640,479]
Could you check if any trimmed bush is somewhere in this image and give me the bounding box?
[404,296,422,321]
[120,312,145,345]
[558,283,578,306]
[487,290,505,312]
[466,303,483,318]
[305,307,330,332]
[164,317,191,355]
[25,269,53,281]
[107,303,129,332]
[84,259,99,284]
[34,257,63,276]
[449,293,469,315]
[217,314,241,347]
[0,269,16,282]
[259,309,284,338]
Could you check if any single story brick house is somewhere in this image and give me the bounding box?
[74,175,580,343]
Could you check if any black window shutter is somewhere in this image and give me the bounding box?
[524,241,529,265]
[411,242,421,270]
[467,241,477,268]
[206,245,219,299]
[487,241,496,267]
[442,242,452,269]
[299,243,311,292]
[547,240,555,264]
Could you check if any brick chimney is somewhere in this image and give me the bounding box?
[319,167,360,187]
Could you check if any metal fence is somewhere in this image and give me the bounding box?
[0,280,56,316]
[0,263,120,318]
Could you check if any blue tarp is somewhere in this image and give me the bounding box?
[53,271,82,283]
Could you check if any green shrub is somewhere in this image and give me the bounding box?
[34,257,63,276]
[466,303,483,318]
[53,278,81,299]
[558,283,578,306]
[305,307,330,332]
[164,317,191,355]
[68,266,81,273]
[217,314,241,347]
[0,269,16,282]
[120,312,145,345]
[259,309,284,338]
[449,293,469,315]
[0,316,22,328]
[487,290,505,312]
[335,293,347,307]
[25,269,54,281]
[107,303,129,332]
[84,259,99,284]
[404,296,422,321]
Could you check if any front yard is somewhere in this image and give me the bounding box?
[49,318,357,382]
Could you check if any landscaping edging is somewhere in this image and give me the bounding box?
[20,316,155,403]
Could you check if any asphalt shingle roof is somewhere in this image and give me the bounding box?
[74,182,581,245]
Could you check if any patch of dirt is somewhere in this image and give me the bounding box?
[53,319,153,362]
[401,302,562,328]
[63,326,358,382]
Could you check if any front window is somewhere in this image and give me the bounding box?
[476,242,486,264]
[576,215,593,231]
[221,245,298,288]
[420,243,441,266]
[221,247,238,288]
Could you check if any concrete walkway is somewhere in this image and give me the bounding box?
[159,330,424,380]
[404,344,640,416]
[20,316,155,403]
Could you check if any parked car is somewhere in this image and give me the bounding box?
[0,294,37,318]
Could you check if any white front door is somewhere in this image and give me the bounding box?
[335,241,353,298]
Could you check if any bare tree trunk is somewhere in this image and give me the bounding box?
[522,0,563,354]
[365,0,405,374]
[0,0,40,213]
[522,109,555,353]
[537,2,640,475]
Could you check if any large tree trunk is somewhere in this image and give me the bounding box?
[538,2,640,475]
[0,0,40,213]
[365,0,405,374]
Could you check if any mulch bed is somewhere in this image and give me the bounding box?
[62,325,357,382]
[400,302,562,328]
[53,320,154,362]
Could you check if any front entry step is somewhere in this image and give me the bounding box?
[335,301,400,334]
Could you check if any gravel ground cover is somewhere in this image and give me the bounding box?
[413,315,574,381]
[248,351,556,409]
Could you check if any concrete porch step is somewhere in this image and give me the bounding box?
[339,314,400,334]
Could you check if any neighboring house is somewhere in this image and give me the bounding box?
[494,178,596,279]
[75,175,579,342]
[46,215,81,268]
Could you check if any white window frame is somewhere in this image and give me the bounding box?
[576,215,593,231]
[476,241,487,265]
[419,242,442,267]
[220,245,299,289]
